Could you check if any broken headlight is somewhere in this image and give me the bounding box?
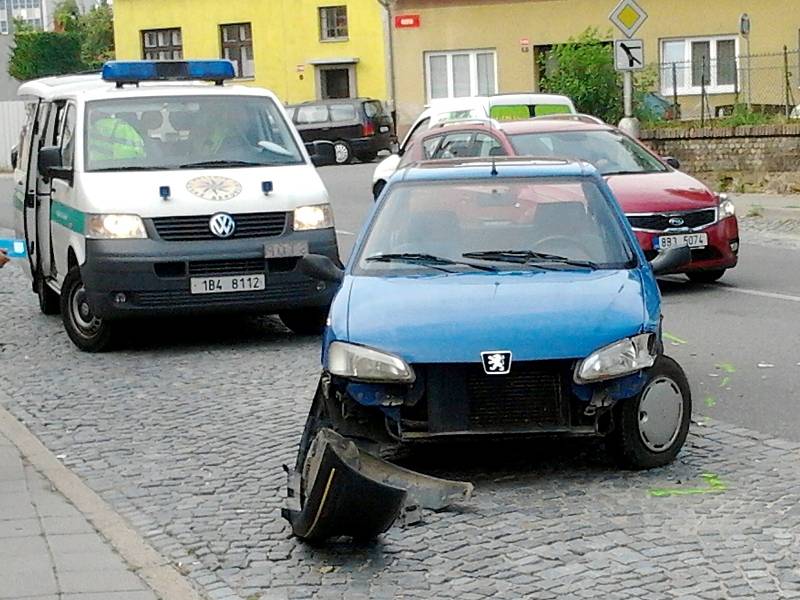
[574,333,656,384]
[326,341,415,383]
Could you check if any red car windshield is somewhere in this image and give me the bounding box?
[508,130,668,176]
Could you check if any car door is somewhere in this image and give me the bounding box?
[34,101,66,281]
[48,102,77,283]
[13,102,40,277]
[327,102,362,141]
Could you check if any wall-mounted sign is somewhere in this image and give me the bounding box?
[395,14,420,29]
[296,65,305,73]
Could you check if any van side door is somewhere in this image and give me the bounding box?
[46,102,78,284]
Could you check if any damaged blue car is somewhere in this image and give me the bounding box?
[284,158,693,541]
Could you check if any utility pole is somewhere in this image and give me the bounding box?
[376,0,397,127]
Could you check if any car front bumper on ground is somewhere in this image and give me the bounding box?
[635,215,739,272]
[80,229,340,320]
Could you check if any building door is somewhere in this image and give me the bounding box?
[317,65,355,99]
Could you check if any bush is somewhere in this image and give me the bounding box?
[8,31,84,80]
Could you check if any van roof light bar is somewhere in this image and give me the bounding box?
[101,60,236,87]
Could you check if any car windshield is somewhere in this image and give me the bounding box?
[355,177,636,274]
[84,96,303,172]
[507,130,668,175]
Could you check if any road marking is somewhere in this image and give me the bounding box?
[336,229,355,236]
[720,286,800,303]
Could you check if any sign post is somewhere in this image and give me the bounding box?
[740,13,751,109]
[609,0,648,137]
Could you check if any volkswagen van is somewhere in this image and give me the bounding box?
[12,60,340,352]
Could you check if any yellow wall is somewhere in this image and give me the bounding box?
[392,0,800,129]
[113,0,388,104]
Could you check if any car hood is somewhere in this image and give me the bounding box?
[606,171,717,213]
[344,270,646,364]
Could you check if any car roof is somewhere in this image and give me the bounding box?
[287,97,378,107]
[418,121,501,138]
[499,118,614,135]
[397,156,598,183]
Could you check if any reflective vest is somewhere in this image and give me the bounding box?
[88,118,145,161]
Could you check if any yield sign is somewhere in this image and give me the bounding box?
[609,0,648,39]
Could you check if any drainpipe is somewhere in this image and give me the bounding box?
[376,0,397,129]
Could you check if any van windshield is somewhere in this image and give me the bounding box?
[84,96,304,172]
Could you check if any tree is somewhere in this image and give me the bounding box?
[80,2,115,69]
[53,0,81,33]
[8,31,83,80]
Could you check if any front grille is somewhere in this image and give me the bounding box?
[187,258,266,276]
[152,212,288,241]
[628,208,716,231]
[135,280,317,309]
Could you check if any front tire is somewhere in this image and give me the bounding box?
[610,355,691,469]
[60,266,114,352]
[279,307,328,335]
[36,274,60,315]
[687,269,725,283]
[333,140,352,165]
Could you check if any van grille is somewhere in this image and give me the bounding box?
[151,212,288,241]
[627,208,716,231]
[187,258,266,276]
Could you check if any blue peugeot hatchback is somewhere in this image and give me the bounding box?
[286,158,693,539]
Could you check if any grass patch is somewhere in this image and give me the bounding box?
[746,204,765,218]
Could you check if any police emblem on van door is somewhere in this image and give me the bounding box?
[186,176,242,201]
[481,351,512,375]
[209,213,236,238]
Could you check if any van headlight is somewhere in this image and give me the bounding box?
[718,193,735,218]
[574,333,656,384]
[326,341,415,382]
[293,204,333,231]
[85,214,147,239]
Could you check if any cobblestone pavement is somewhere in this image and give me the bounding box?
[2,265,800,599]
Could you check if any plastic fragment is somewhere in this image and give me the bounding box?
[715,362,736,373]
[649,473,727,497]
[663,332,687,345]
[320,566,335,574]
[719,376,730,388]
[757,362,775,368]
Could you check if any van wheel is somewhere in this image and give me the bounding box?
[279,307,328,335]
[60,266,114,352]
[333,141,352,165]
[609,355,691,469]
[36,275,60,315]
[687,269,725,283]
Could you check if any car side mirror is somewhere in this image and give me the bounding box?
[10,145,17,169]
[306,141,336,167]
[38,146,73,184]
[663,156,680,170]
[299,253,345,283]
[650,245,691,276]
[390,140,400,154]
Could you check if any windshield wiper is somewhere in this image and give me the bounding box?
[366,253,497,273]
[462,250,598,270]
[91,166,166,172]
[178,160,264,169]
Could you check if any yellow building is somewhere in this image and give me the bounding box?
[390,0,800,130]
[113,0,389,105]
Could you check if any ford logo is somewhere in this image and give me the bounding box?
[668,217,685,227]
[209,213,236,238]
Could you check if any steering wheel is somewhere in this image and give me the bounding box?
[533,235,594,259]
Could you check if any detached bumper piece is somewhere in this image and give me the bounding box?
[282,429,473,542]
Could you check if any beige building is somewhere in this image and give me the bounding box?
[389,0,800,131]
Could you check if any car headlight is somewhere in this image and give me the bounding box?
[293,204,334,231]
[718,193,735,218]
[326,341,415,382]
[574,333,656,384]
[85,214,147,239]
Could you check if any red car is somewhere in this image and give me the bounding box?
[398,117,739,282]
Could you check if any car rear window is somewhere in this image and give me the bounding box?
[489,104,572,120]
[364,101,384,118]
[296,105,329,124]
[329,104,358,122]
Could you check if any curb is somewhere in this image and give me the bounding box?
[0,393,205,600]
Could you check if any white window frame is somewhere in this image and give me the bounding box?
[424,49,498,102]
[660,35,739,96]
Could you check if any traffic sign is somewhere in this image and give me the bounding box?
[395,14,420,29]
[614,38,644,71]
[609,0,648,39]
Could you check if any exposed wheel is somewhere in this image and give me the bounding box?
[372,180,386,200]
[36,274,60,315]
[610,355,691,469]
[687,269,726,283]
[60,266,114,352]
[279,307,328,335]
[333,141,352,165]
[357,152,377,163]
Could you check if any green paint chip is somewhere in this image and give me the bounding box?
[704,396,716,407]
[649,473,727,497]
[663,332,687,344]
[715,362,737,373]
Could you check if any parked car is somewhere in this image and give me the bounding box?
[286,98,394,165]
[372,93,576,197]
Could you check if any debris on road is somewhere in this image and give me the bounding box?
[649,473,727,497]
[757,362,775,368]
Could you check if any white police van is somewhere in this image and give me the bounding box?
[12,60,340,352]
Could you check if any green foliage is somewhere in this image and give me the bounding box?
[540,29,623,124]
[719,104,781,127]
[8,31,83,80]
[80,3,115,69]
[53,0,81,33]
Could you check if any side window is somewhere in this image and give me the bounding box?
[364,101,383,118]
[422,135,443,159]
[296,105,329,124]
[431,132,476,159]
[44,102,65,148]
[329,104,357,122]
[60,104,77,169]
[475,133,505,157]
[16,103,37,171]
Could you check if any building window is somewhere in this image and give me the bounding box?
[142,28,183,60]
[220,23,254,78]
[660,36,738,95]
[425,50,497,102]
[319,6,348,41]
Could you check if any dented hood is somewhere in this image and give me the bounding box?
[345,270,646,363]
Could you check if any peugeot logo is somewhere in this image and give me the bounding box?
[668,217,685,227]
[209,213,236,239]
[481,351,513,375]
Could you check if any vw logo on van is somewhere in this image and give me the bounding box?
[209,213,236,239]
[668,216,685,227]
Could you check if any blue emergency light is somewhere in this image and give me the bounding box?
[101,60,236,87]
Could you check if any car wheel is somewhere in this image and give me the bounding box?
[36,274,60,315]
[279,307,328,335]
[372,180,386,200]
[610,355,691,469]
[60,266,114,352]
[333,141,352,165]
[357,152,377,163]
[687,269,726,283]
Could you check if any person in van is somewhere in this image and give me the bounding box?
[88,111,146,161]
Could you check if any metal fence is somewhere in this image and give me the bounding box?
[0,100,26,170]
[652,48,800,123]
